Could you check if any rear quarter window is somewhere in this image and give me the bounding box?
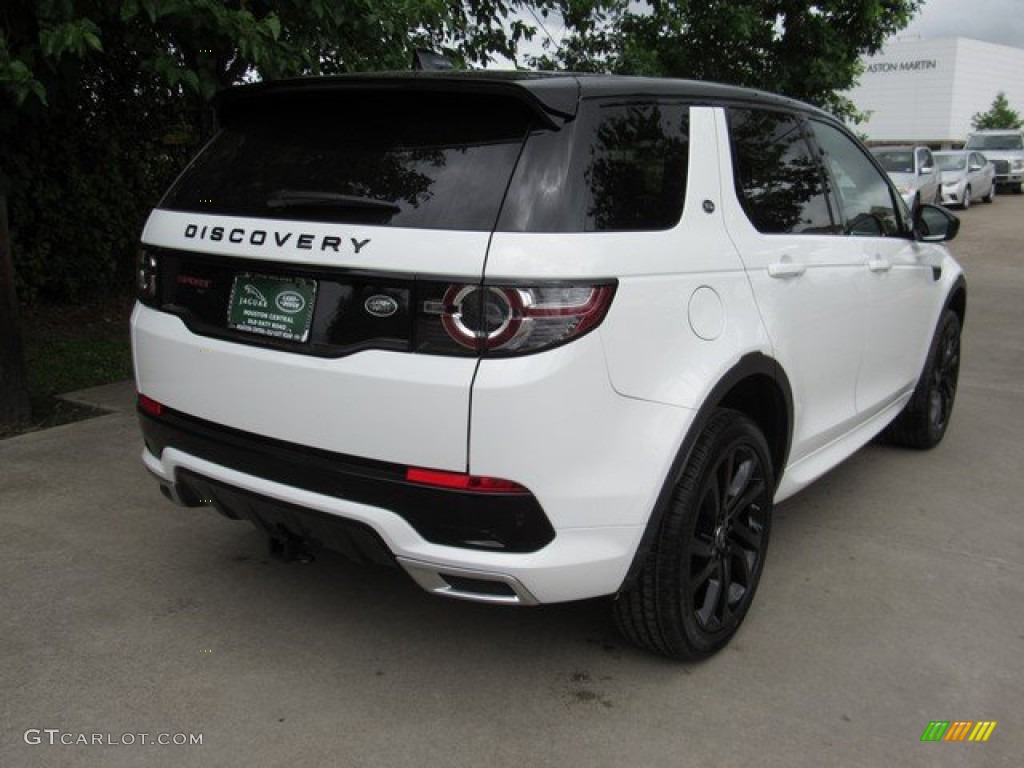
[498,100,689,232]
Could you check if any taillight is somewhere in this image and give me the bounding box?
[419,282,615,356]
[136,250,159,305]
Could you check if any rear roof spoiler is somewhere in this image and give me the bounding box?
[213,73,580,130]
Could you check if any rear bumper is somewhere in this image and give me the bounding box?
[140,407,554,553]
[133,302,694,604]
[140,407,647,604]
[166,466,540,605]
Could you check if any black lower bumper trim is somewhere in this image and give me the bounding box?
[176,470,395,566]
[139,408,555,553]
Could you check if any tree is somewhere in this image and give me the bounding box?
[972,92,1023,131]
[0,175,31,427]
[0,0,552,426]
[532,0,922,120]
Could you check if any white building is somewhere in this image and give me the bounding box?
[847,37,1024,147]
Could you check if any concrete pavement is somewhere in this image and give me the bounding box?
[2,198,1022,767]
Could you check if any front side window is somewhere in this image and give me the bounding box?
[727,108,835,235]
[810,121,906,238]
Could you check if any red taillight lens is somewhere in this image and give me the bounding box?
[427,283,615,356]
[441,285,521,351]
[405,467,529,494]
[137,394,164,417]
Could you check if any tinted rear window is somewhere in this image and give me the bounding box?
[161,91,536,231]
[163,89,690,234]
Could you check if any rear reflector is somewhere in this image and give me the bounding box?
[405,467,529,494]
[137,394,165,417]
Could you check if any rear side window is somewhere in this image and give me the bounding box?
[498,101,689,232]
[161,91,536,231]
[728,108,835,235]
[584,102,689,230]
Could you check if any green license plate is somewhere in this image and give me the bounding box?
[227,273,317,343]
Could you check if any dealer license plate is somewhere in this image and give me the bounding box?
[227,274,317,343]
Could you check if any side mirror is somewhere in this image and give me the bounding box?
[914,203,960,243]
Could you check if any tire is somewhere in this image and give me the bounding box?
[961,186,971,209]
[613,409,774,660]
[883,310,961,450]
[984,184,995,203]
[1014,183,1023,195]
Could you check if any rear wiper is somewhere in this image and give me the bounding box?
[267,189,401,213]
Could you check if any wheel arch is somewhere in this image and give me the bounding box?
[618,352,793,594]
[944,275,967,331]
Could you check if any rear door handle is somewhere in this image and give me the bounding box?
[768,261,807,278]
[867,257,892,273]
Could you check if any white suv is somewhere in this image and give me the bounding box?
[133,73,965,659]
[964,129,1024,194]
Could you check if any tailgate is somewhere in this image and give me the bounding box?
[134,84,545,469]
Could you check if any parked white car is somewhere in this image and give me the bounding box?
[935,150,996,208]
[132,73,965,660]
[870,145,942,211]
[964,129,1024,193]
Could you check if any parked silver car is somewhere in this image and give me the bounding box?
[871,145,941,211]
[934,150,996,208]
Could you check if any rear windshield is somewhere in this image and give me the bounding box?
[162,91,535,231]
[965,134,1023,150]
[162,89,690,234]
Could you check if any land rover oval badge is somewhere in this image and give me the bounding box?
[365,295,399,318]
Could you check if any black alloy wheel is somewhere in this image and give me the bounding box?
[686,436,771,637]
[927,313,961,435]
[614,409,774,660]
[884,309,962,449]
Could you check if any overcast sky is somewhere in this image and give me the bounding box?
[901,0,1024,48]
